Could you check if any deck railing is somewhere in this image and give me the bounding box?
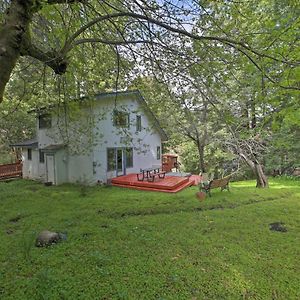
[0,161,22,179]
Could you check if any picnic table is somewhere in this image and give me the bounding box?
[137,167,166,181]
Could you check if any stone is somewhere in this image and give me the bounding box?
[35,230,61,247]
[269,222,287,232]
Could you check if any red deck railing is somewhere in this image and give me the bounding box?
[0,161,22,179]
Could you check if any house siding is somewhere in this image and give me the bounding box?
[22,91,164,185]
[22,148,46,181]
[91,93,162,183]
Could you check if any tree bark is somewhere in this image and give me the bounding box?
[0,0,34,101]
[0,0,80,102]
[239,152,268,188]
[195,101,208,173]
[254,162,269,188]
[196,141,206,173]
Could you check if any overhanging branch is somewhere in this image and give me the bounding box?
[62,11,299,67]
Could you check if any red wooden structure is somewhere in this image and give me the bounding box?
[0,161,22,180]
[112,173,194,193]
[162,154,180,172]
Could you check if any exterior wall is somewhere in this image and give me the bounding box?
[67,152,93,183]
[37,115,64,149]
[91,94,162,183]
[32,92,163,184]
[21,148,46,181]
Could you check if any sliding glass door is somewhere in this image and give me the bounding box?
[107,147,133,177]
[116,149,124,176]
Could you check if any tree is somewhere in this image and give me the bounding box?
[0,98,35,162]
[1,0,299,104]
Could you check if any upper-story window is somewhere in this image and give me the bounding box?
[136,115,142,132]
[39,114,51,129]
[113,110,130,128]
[157,146,161,160]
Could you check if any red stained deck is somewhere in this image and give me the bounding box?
[111,173,196,193]
[189,174,202,186]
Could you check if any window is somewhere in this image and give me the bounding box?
[136,115,142,132]
[157,146,161,160]
[39,149,45,163]
[125,148,133,168]
[27,149,32,160]
[39,114,51,129]
[107,148,116,171]
[113,110,129,128]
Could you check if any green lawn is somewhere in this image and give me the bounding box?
[0,178,299,299]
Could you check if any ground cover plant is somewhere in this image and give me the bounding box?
[0,178,299,299]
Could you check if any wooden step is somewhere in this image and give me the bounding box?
[111,173,195,193]
[112,179,194,193]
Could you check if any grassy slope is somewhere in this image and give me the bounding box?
[0,179,299,299]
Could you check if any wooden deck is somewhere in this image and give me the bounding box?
[189,174,202,186]
[111,173,196,193]
[0,162,22,180]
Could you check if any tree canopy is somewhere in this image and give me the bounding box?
[0,0,299,186]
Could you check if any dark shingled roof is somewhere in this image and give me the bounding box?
[10,138,38,148]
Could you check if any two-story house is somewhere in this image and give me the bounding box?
[11,90,167,185]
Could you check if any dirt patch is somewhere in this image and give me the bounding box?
[96,197,283,219]
[100,224,109,229]
[6,228,14,235]
[9,214,24,223]
[269,222,287,232]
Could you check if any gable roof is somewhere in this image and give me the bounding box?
[30,90,168,141]
[93,90,168,141]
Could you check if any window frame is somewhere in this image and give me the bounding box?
[125,147,133,168]
[136,115,142,132]
[27,149,32,161]
[113,110,130,128]
[107,148,116,171]
[39,149,45,163]
[38,114,52,129]
[156,146,161,160]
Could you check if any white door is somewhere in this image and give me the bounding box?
[46,155,55,184]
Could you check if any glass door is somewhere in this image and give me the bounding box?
[116,148,124,176]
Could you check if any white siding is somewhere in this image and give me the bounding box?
[91,94,162,183]
[22,149,46,181]
[26,92,163,185]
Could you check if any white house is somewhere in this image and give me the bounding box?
[11,90,167,185]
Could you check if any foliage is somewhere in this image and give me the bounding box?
[0,98,36,163]
[0,179,300,299]
[0,0,299,185]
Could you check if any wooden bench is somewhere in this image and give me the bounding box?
[147,171,166,182]
[200,176,231,197]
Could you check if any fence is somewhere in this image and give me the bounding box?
[0,161,22,179]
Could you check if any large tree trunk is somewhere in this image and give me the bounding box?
[254,161,269,188]
[0,0,69,102]
[0,0,34,101]
[240,152,269,188]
